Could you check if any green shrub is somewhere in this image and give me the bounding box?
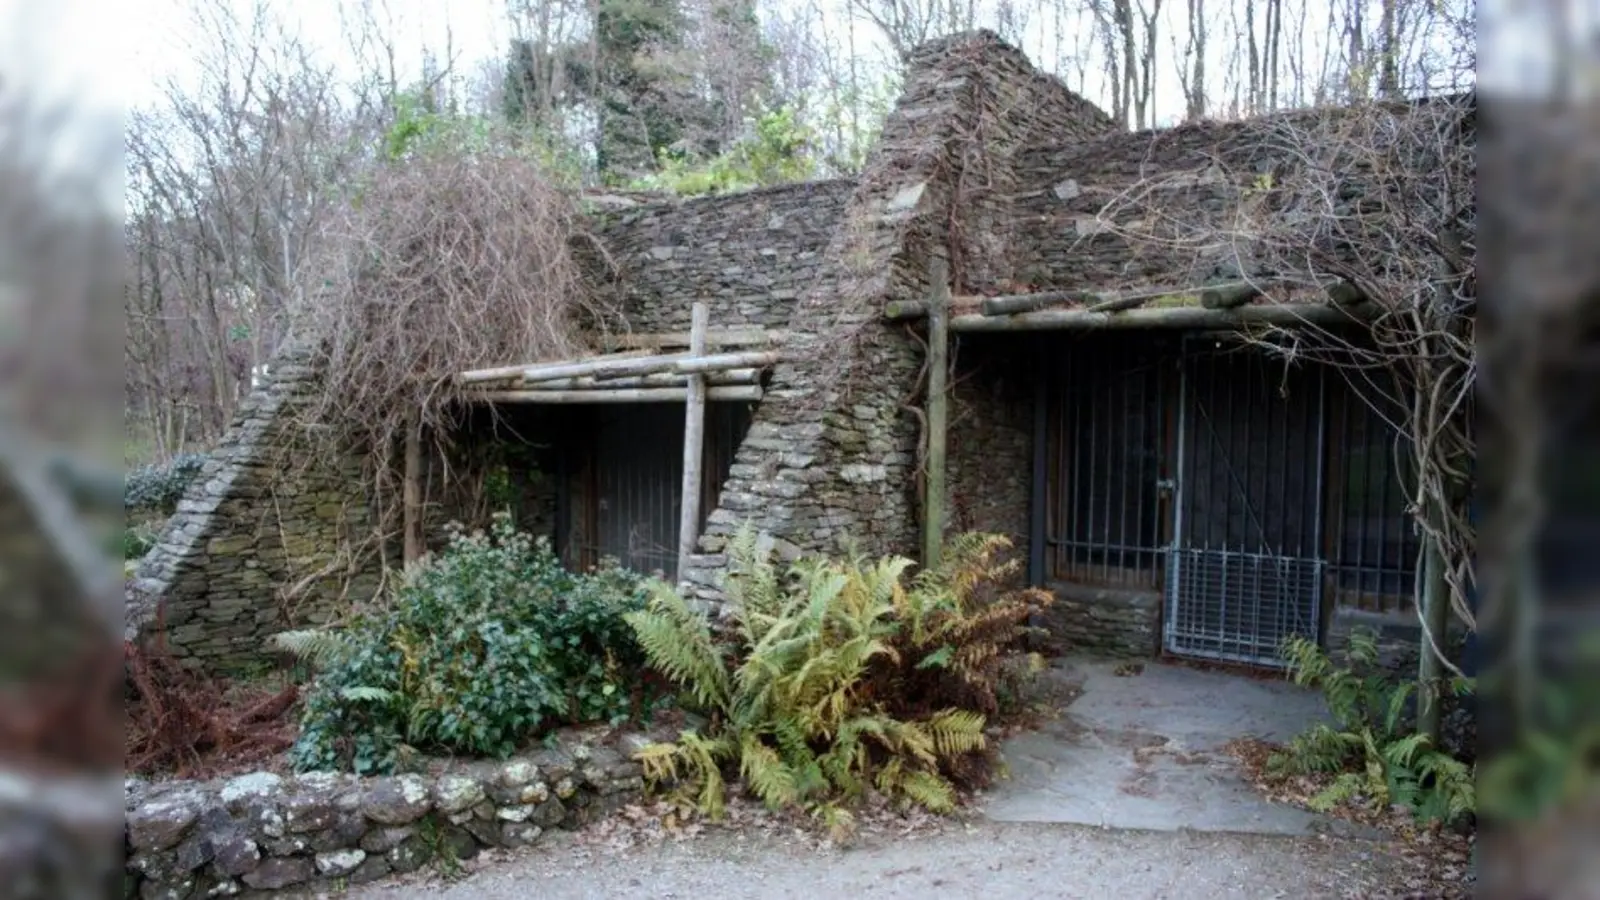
[625,529,1051,833]
[1271,630,1475,825]
[282,513,650,774]
[125,453,206,514]
[120,520,162,560]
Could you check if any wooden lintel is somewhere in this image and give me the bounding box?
[949,302,1373,332]
[471,385,764,404]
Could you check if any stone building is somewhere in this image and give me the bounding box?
[126,31,1471,675]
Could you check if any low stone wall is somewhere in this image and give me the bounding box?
[123,730,651,898]
[1036,580,1161,658]
[0,768,122,900]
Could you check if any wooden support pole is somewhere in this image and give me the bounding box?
[948,302,1372,332]
[517,350,779,384]
[677,302,710,584]
[470,385,763,404]
[923,258,950,571]
[403,416,423,565]
[1416,525,1450,743]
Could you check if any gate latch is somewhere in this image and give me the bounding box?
[1156,478,1177,496]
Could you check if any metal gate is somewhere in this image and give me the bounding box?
[578,402,753,580]
[1164,342,1327,666]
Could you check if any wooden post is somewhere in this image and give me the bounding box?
[676,302,710,584]
[923,258,950,571]
[403,416,423,565]
[1416,510,1451,742]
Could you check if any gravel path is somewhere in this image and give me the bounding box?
[351,818,1410,900]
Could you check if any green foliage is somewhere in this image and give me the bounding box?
[625,529,1050,828]
[286,514,651,774]
[119,519,162,561]
[1477,640,1600,823]
[1270,630,1475,825]
[630,103,818,196]
[124,453,206,514]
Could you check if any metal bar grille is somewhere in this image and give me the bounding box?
[1326,376,1420,612]
[1042,336,1170,589]
[1166,550,1324,663]
[580,401,753,580]
[1165,344,1326,666]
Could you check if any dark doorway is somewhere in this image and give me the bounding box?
[567,401,753,579]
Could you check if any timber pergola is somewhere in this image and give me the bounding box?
[452,303,786,581]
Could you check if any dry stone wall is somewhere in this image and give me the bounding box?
[584,179,855,334]
[1008,102,1439,294]
[125,345,379,674]
[678,31,1078,605]
[945,336,1033,554]
[122,728,648,898]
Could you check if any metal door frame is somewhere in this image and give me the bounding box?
[1162,336,1328,666]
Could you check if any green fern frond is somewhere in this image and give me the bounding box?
[625,583,731,710]
[740,734,800,808]
[270,628,353,670]
[894,769,957,812]
[337,685,396,704]
[923,709,987,759]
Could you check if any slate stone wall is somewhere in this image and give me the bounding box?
[125,345,380,674]
[1008,102,1438,294]
[946,336,1034,561]
[583,179,855,334]
[1036,581,1162,658]
[122,728,648,898]
[677,32,1113,609]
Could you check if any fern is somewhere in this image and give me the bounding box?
[1273,629,1476,825]
[338,685,396,703]
[271,628,354,670]
[625,532,1040,821]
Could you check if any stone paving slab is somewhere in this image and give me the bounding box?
[981,657,1383,838]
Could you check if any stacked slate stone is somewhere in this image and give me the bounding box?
[123,730,651,897]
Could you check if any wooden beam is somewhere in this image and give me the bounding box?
[508,369,760,391]
[471,385,764,404]
[677,302,710,584]
[671,350,780,375]
[518,352,691,383]
[980,290,1099,316]
[949,302,1373,332]
[923,258,950,571]
[518,349,779,384]
[457,349,652,385]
